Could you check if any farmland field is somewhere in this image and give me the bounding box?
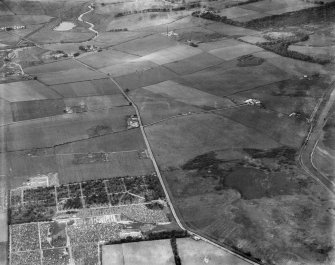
[145,113,280,168]
[1,1,335,265]
[49,78,121,97]
[0,80,60,102]
[56,150,154,183]
[138,44,202,65]
[178,62,291,97]
[129,88,203,125]
[78,49,139,69]
[112,34,178,56]
[11,95,129,121]
[100,60,158,77]
[55,128,146,154]
[143,80,234,109]
[177,238,250,265]
[5,106,135,151]
[36,67,106,85]
[102,239,175,265]
[163,52,223,75]
[114,66,179,91]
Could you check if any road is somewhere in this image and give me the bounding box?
[73,55,260,264]
[299,82,335,194]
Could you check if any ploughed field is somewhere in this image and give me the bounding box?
[1,1,335,265]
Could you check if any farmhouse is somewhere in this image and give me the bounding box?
[244,98,261,106]
[127,115,139,129]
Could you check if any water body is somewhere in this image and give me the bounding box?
[53,21,76,31]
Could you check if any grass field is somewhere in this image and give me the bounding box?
[100,60,158,77]
[55,128,146,154]
[49,78,121,97]
[113,33,178,56]
[289,45,335,61]
[130,88,202,125]
[56,151,154,183]
[143,80,234,109]
[178,62,291,97]
[145,113,280,168]
[312,146,335,179]
[177,238,250,265]
[216,107,308,148]
[160,145,334,265]
[0,212,7,243]
[265,56,330,77]
[11,95,129,121]
[106,11,191,32]
[208,43,263,61]
[0,80,60,102]
[227,76,329,118]
[11,99,65,121]
[163,52,223,75]
[0,99,13,125]
[138,44,202,65]
[36,67,106,85]
[102,239,175,265]
[23,59,83,74]
[312,113,335,179]
[5,106,135,151]
[8,152,57,188]
[114,66,179,91]
[78,49,139,69]
[0,242,7,265]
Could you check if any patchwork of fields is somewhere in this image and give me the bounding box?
[1,0,335,265]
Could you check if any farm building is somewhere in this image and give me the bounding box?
[127,115,139,129]
[119,229,142,239]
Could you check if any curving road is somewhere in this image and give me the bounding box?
[299,82,335,194]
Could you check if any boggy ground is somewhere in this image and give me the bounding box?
[161,148,335,265]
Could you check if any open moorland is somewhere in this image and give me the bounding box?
[1,0,335,265]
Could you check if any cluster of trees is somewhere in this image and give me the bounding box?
[115,3,201,18]
[259,41,330,65]
[145,175,165,200]
[237,54,265,67]
[145,201,164,210]
[63,196,82,209]
[108,28,128,32]
[10,204,55,224]
[170,237,181,265]
[24,187,56,207]
[106,229,188,245]
[192,10,243,26]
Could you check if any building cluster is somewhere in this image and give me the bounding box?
[79,45,98,52]
[127,115,140,129]
[0,25,25,31]
[244,99,261,106]
[64,104,87,114]
[119,229,142,239]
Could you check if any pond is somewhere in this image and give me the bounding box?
[53,21,76,31]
